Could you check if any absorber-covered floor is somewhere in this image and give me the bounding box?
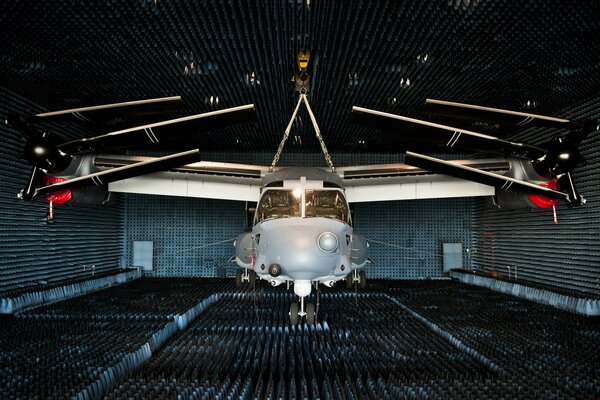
[0,279,598,399]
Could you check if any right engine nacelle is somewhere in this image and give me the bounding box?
[234,232,254,269]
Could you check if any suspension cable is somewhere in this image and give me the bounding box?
[269,94,335,173]
[302,94,335,172]
[270,95,303,172]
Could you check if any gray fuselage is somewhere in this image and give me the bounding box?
[234,168,369,297]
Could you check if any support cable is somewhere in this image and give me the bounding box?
[301,94,335,172]
[269,94,335,173]
[270,95,303,172]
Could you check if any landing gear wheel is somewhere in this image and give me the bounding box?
[235,269,243,288]
[359,271,367,289]
[248,270,256,289]
[289,303,299,325]
[346,273,353,289]
[306,303,316,325]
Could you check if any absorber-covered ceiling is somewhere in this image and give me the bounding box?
[1,0,599,153]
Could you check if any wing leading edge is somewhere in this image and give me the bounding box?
[337,159,508,203]
[98,155,508,203]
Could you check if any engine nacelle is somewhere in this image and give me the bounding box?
[234,232,254,269]
[43,182,111,206]
[492,158,560,210]
[493,187,558,210]
[349,233,369,269]
[43,154,111,206]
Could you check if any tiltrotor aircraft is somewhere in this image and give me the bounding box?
[7,91,596,324]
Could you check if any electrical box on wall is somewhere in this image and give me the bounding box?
[133,241,154,271]
[443,243,463,273]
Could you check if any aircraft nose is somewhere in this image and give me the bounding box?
[260,224,344,279]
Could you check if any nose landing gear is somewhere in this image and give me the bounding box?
[289,296,316,325]
[235,268,256,289]
[289,279,316,324]
[346,269,367,289]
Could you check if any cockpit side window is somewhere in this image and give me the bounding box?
[255,189,301,224]
[305,189,351,224]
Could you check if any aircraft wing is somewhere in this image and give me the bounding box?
[100,154,508,203]
[97,155,267,202]
[337,159,508,203]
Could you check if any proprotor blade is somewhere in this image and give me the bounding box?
[6,114,38,141]
[21,167,44,201]
[404,151,570,202]
[58,104,257,154]
[565,119,599,146]
[424,99,583,130]
[350,106,546,158]
[20,96,184,124]
[557,172,585,207]
[34,149,202,198]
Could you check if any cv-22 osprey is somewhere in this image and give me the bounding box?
[233,167,370,324]
[7,92,595,324]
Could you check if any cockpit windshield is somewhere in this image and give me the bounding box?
[254,188,351,225]
[255,189,301,222]
[305,189,350,223]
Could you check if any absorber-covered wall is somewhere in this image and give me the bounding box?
[0,89,125,296]
[124,152,472,279]
[472,98,600,294]
[355,198,472,279]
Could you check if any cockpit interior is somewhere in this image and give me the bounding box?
[255,189,350,224]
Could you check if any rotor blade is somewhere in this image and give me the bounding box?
[350,106,547,158]
[404,151,570,202]
[58,104,256,154]
[21,167,44,201]
[557,172,584,207]
[19,96,184,125]
[565,119,599,146]
[6,114,38,141]
[424,99,584,130]
[34,149,202,198]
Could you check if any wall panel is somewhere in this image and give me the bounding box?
[125,195,245,277]
[472,99,600,294]
[355,198,472,279]
[0,89,125,295]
